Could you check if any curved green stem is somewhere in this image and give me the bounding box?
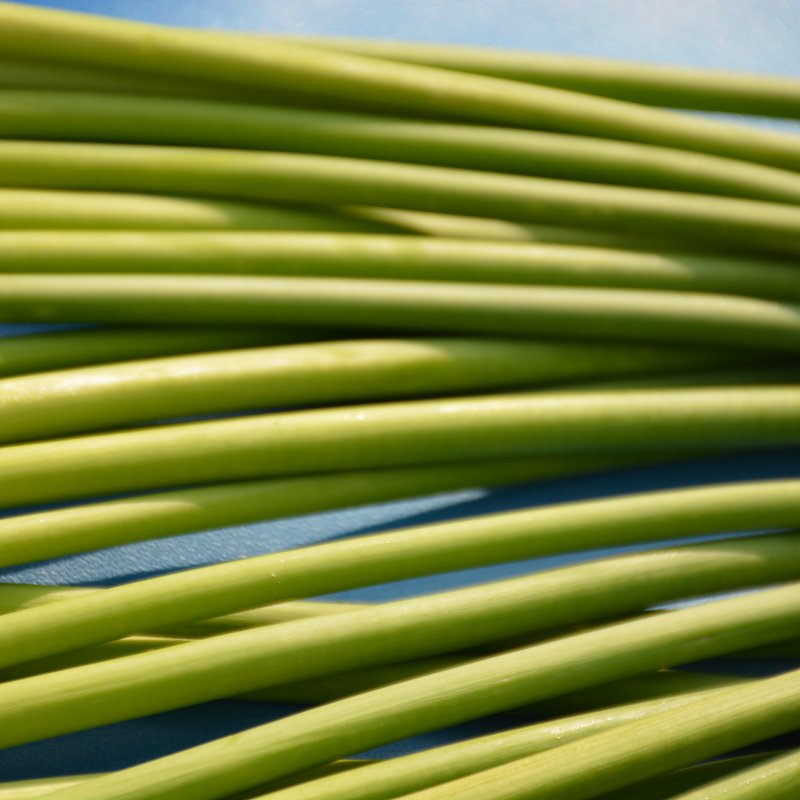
[33,582,800,800]
[5,92,800,204]
[2,232,800,303]
[5,143,800,253]
[1,4,799,170]
[0,336,747,445]
[1,275,799,352]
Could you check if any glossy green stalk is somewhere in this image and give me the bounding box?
[289,36,800,120]
[0,455,623,566]
[0,386,796,508]
[0,477,796,664]
[34,582,800,800]
[0,187,405,232]
[0,326,321,378]
[257,681,751,800]
[1,276,799,353]
[7,143,800,254]
[666,748,800,800]
[7,93,800,205]
[0,336,748,446]
[3,232,800,303]
[0,534,797,752]
[1,3,799,170]
[399,669,800,800]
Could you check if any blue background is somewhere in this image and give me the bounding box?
[1,0,799,787]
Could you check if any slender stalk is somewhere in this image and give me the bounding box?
[0,534,797,752]
[396,670,800,800]
[6,143,800,254]
[0,187,405,232]
[1,276,799,353]
[0,455,633,566]
[6,92,800,205]
[1,4,799,170]
[32,582,800,800]
[288,36,800,120]
[2,232,800,303]
[251,681,751,800]
[0,386,796,508]
[0,336,749,446]
[665,748,800,800]
[0,326,312,378]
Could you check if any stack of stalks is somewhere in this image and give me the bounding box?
[0,2,798,798]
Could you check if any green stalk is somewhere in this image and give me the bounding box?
[32,582,800,800]
[0,386,796,508]
[0,326,319,378]
[1,4,799,170]
[665,748,800,800]
[0,477,795,663]
[251,682,753,800]
[6,93,800,205]
[0,187,405,232]
[0,336,749,446]
[287,36,800,120]
[3,232,800,303]
[7,143,800,254]
[1,275,799,352]
[0,455,633,566]
[397,670,800,800]
[0,534,797,751]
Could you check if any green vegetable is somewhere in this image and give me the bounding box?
[31,582,800,800]
[287,36,800,119]
[0,387,796,508]
[2,232,800,303]
[7,143,800,254]
[1,276,799,352]
[0,336,749,446]
[2,3,799,170]
[6,92,800,204]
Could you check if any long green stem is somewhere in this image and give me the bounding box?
[1,276,799,353]
[0,455,632,566]
[0,534,797,751]
[0,475,797,666]
[1,4,799,170]
[0,336,749,446]
[0,387,796,508]
[3,232,800,303]
[0,187,404,232]
[287,36,800,120]
[666,748,800,800]
[6,143,800,253]
[0,326,317,378]
[5,92,800,205]
[398,672,800,800]
[33,582,800,800]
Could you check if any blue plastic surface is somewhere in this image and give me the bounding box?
[2,0,800,785]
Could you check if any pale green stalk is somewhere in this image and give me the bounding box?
[1,276,800,353]
[6,92,800,204]
[0,336,739,446]
[2,232,800,303]
[0,187,404,232]
[6,143,800,254]
[1,3,799,170]
[32,582,800,800]
[0,326,318,378]
[0,387,796,508]
[397,670,800,800]
[666,748,800,800]
[0,454,646,566]
[287,36,800,119]
[0,534,795,751]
